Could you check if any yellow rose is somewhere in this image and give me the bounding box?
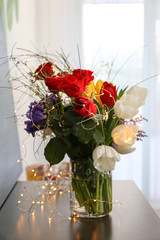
[83,81,95,99]
[95,79,103,107]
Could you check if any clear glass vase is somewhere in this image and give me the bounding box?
[70,160,112,218]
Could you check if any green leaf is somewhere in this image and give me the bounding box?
[94,125,105,145]
[62,127,73,136]
[73,119,96,144]
[44,138,66,165]
[62,107,81,127]
[50,120,62,136]
[117,86,128,100]
[67,145,81,160]
[7,0,14,30]
[14,0,19,22]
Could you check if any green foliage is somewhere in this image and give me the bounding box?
[44,138,66,165]
[73,119,96,144]
[15,0,18,22]
[0,0,19,34]
[7,0,19,30]
[116,86,128,100]
[93,124,105,146]
[62,106,81,127]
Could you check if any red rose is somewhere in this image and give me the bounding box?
[72,69,94,85]
[35,62,54,80]
[100,82,116,107]
[61,69,94,97]
[74,96,97,118]
[45,75,63,93]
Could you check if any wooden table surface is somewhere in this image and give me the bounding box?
[0,180,160,240]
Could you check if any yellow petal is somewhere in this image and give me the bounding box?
[95,79,103,107]
[83,81,95,99]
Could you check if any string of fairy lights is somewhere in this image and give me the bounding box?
[16,163,121,223]
[6,48,122,223]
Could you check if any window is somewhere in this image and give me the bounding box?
[82,3,144,87]
[82,2,144,182]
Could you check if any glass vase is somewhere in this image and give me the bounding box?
[70,160,112,218]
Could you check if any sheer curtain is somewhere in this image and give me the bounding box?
[82,1,144,182]
[82,0,160,216]
[143,0,160,212]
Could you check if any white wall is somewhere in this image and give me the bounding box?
[5,0,82,179]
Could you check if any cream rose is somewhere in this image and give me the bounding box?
[93,145,120,172]
[111,124,139,147]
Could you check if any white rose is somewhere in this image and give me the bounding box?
[111,124,139,147]
[114,86,148,119]
[92,145,120,172]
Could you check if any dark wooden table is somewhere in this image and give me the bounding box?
[0,180,160,240]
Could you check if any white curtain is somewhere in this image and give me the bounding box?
[143,0,160,211]
[82,0,160,214]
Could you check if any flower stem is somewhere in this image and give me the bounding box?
[98,174,104,214]
[57,92,64,114]
[96,172,100,213]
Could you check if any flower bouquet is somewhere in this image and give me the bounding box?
[14,50,148,218]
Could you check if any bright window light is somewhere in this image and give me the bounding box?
[82,3,144,87]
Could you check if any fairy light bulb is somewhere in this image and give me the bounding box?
[48,217,52,224]
[31,212,35,216]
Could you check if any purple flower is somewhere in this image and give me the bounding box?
[24,100,47,135]
[24,94,58,135]
[24,120,39,135]
[26,101,47,125]
[46,94,58,105]
[136,130,148,141]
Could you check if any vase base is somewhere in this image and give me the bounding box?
[71,207,109,219]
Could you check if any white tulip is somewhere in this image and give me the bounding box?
[114,145,136,154]
[111,124,139,147]
[114,99,139,119]
[93,145,120,172]
[126,86,148,108]
[114,86,148,119]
